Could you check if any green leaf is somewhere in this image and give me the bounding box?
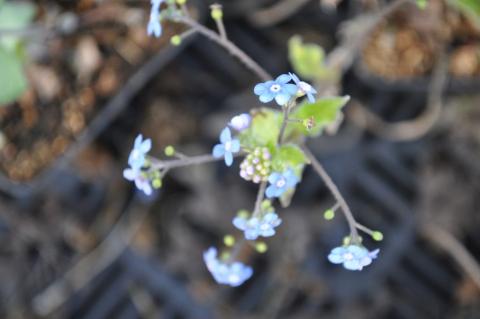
[290,96,350,137]
[271,144,307,172]
[0,47,28,105]
[0,2,36,51]
[448,0,480,28]
[238,108,282,150]
[288,36,335,81]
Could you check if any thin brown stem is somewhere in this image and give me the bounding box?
[278,105,291,145]
[172,15,271,81]
[301,145,359,242]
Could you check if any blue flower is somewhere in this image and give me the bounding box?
[123,167,153,195]
[289,72,317,103]
[203,247,253,287]
[147,0,164,38]
[265,168,299,198]
[212,127,240,166]
[233,212,282,240]
[254,74,298,106]
[128,134,152,170]
[229,113,251,132]
[328,245,379,271]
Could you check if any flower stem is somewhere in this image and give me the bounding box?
[171,15,272,81]
[301,145,359,242]
[149,153,221,170]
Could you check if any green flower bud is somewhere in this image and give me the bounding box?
[170,35,182,46]
[152,178,162,189]
[224,235,235,247]
[255,242,268,253]
[372,231,384,241]
[210,6,223,21]
[323,209,335,220]
[164,145,175,156]
[176,0,187,5]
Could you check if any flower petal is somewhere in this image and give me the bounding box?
[212,144,225,158]
[265,185,276,198]
[276,74,292,84]
[344,259,362,271]
[140,139,152,153]
[328,252,344,264]
[254,83,268,95]
[284,83,299,95]
[274,93,290,106]
[230,139,240,153]
[220,127,231,143]
[224,151,233,166]
[259,93,274,103]
[123,168,136,181]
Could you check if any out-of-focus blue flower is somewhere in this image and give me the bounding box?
[254,74,298,106]
[265,168,299,198]
[123,167,153,195]
[229,113,251,132]
[212,127,240,166]
[147,0,164,37]
[203,247,253,287]
[128,134,152,170]
[233,212,282,240]
[328,245,379,271]
[289,72,317,103]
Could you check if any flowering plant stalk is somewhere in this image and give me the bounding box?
[123,0,384,287]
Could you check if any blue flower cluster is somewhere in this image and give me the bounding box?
[203,247,253,287]
[147,0,164,38]
[265,168,299,198]
[212,127,241,166]
[328,245,379,271]
[233,212,282,240]
[254,73,316,106]
[123,134,153,195]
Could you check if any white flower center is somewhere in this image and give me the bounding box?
[343,252,354,261]
[276,178,286,188]
[270,84,281,93]
[224,141,232,151]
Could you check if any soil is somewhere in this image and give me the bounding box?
[361,0,480,79]
[0,1,182,182]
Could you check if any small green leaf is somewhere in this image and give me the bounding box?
[448,0,480,28]
[238,108,282,150]
[271,144,307,172]
[288,36,336,81]
[0,2,36,51]
[0,47,28,105]
[290,96,350,137]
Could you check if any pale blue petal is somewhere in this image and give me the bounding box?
[233,217,247,231]
[259,93,274,103]
[230,139,240,152]
[328,253,344,264]
[289,72,300,84]
[276,74,292,84]
[220,127,231,143]
[265,185,276,198]
[245,229,259,240]
[274,93,290,106]
[134,134,143,148]
[307,92,315,103]
[268,172,281,184]
[261,228,275,237]
[212,144,225,158]
[344,260,362,271]
[254,83,268,95]
[224,151,233,166]
[284,83,299,95]
[140,139,152,153]
[123,168,136,181]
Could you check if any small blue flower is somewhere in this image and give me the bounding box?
[254,74,298,106]
[229,113,251,132]
[203,247,253,287]
[123,167,153,195]
[233,212,282,240]
[289,72,317,103]
[147,0,164,38]
[265,168,299,198]
[328,245,379,271]
[128,134,152,170]
[212,127,240,166]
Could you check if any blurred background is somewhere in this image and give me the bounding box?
[1,0,480,318]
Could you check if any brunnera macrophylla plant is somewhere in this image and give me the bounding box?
[122,0,384,287]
